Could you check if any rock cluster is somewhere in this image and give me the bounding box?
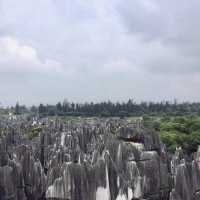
[0,117,200,200]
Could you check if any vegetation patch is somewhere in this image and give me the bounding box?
[143,115,200,154]
[25,127,42,140]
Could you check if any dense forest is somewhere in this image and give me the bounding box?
[8,100,200,117]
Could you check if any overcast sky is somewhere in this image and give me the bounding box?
[0,0,200,106]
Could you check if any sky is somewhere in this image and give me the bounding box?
[0,0,200,106]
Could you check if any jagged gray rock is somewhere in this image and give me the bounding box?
[0,117,200,200]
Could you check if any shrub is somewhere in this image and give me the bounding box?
[160,131,178,153]
[25,127,42,140]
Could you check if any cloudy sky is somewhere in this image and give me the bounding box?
[0,0,200,106]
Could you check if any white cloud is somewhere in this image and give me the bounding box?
[0,0,200,105]
[0,36,63,73]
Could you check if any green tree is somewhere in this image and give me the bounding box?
[14,102,20,115]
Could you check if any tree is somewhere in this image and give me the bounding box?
[30,105,38,113]
[38,104,46,117]
[56,102,62,115]
[14,102,20,115]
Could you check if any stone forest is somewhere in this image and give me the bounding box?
[0,115,200,200]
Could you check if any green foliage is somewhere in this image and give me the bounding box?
[25,127,42,140]
[110,127,117,135]
[160,122,188,133]
[3,100,200,117]
[160,131,178,152]
[142,115,161,131]
[145,115,200,154]
[32,100,200,118]
[100,110,111,117]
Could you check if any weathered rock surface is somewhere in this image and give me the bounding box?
[170,147,200,200]
[0,117,200,200]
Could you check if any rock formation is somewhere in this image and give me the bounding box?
[0,117,199,200]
